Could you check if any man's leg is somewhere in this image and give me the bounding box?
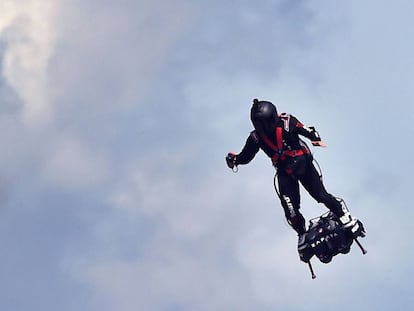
[278,172,306,235]
[300,159,364,237]
[299,160,344,217]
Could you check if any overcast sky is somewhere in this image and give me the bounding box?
[0,1,413,310]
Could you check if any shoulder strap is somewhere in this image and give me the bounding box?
[276,127,283,149]
[260,127,283,152]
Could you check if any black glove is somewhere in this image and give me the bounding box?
[226,152,237,169]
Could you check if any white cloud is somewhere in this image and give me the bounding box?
[42,135,109,189]
[0,0,58,126]
[2,1,414,310]
[108,164,235,239]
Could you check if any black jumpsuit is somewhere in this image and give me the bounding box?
[234,113,345,235]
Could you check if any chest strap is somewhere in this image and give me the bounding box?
[260,127,305,165]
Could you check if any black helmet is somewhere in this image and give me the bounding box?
[250,98,278,135]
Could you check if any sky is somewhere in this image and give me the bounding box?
[0,0,413,310]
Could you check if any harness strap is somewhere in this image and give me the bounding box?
[260,127,306,165]
[276,127,283,149]
[259,128,281,151]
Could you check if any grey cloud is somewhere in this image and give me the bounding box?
[0,79,22,114]
[1,0,414,310]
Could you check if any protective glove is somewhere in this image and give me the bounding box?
[226,152,237,169]
[311,140,327,147]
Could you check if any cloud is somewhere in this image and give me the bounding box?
[1,1,414,310]
[0,0,57,126]
[42,134,110,189]
[55,2,368,310]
